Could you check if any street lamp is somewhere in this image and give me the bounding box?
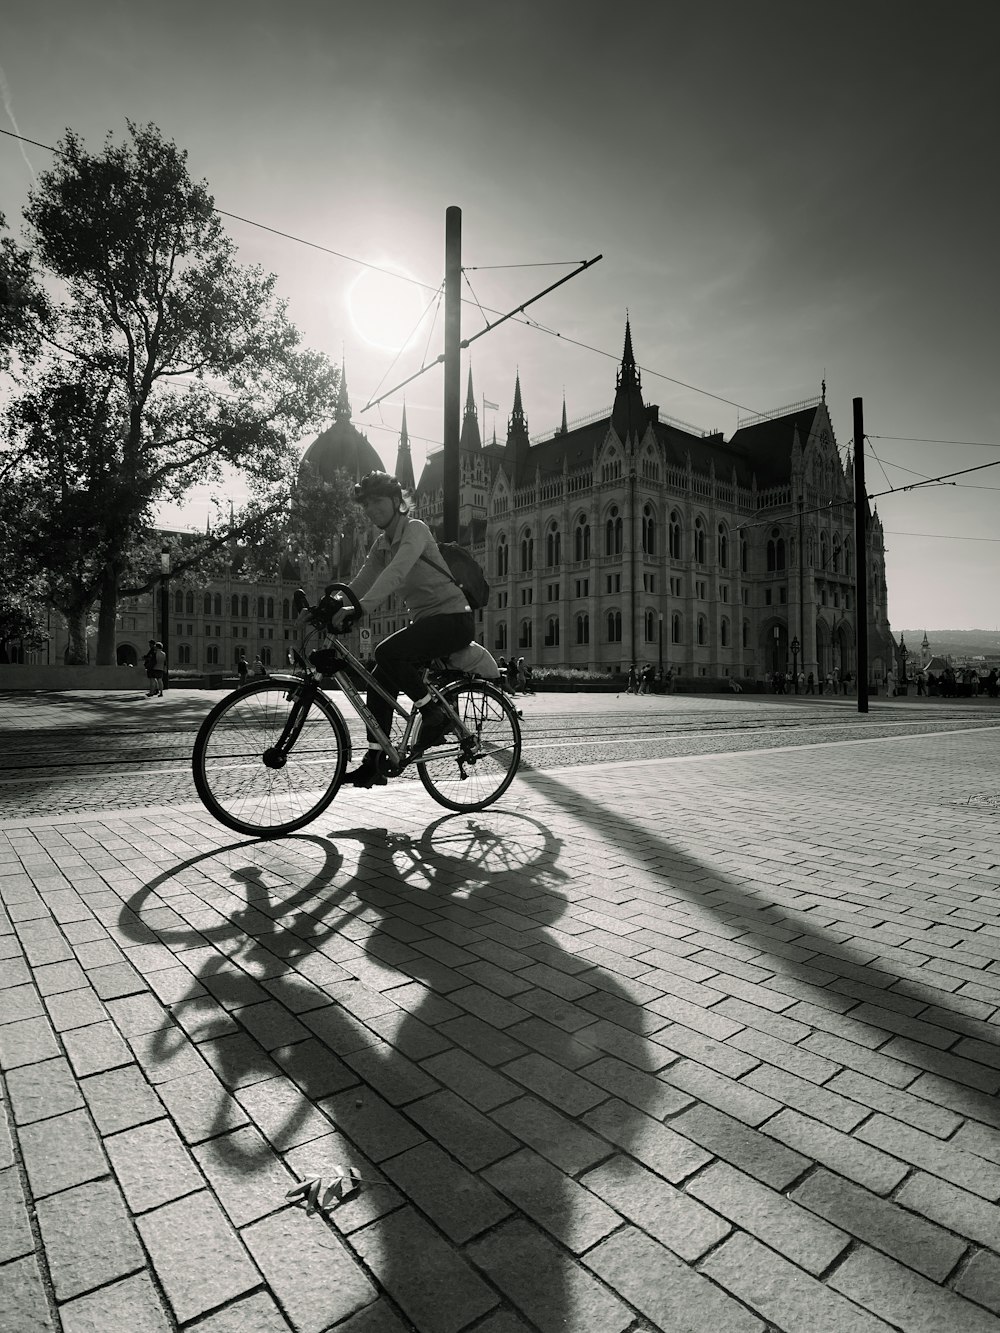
[791,636,800,693]
[160,546,171,693]
[898,633,908,696]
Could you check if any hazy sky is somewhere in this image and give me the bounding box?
[2,0,998,630]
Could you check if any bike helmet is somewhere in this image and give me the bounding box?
[354,471,403,505]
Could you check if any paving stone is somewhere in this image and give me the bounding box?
[6,1056,84,1124]
[0,1015,60,1069]
[33,959,89,996]
[956,1250,1000,1317]
[354,1205,501,1332]
[700,1231,895,1333]
[343,1041,439,1105]
[332,1298,413,1333]
[436,1014,529,1065]
[154,1067,249,1143]
[857,1113,1000,1199]
[383,1140,512,1243]
[660,1058,781,1126]
[19,1109,108,1199]
[270,1037,359,1100]
[163,993,238,1042]
[0,984,45,1024]
[824,1068,962,1138]
[791,1167,966,1283]
[585,1225,765,1332]
[741,1061,869,1131]
[800,1029,923,1089]
[491,1094,611,1175]
[104,1118,203,1212]
[503,1052,608,1116]
[0,1166,34,1262]
[896,1172,1000,1252]
[482,1146,618,1252]
[59,1271,173,1333]
[582,1097,710,1183]
[283,1133,403,1235]
[579,1053,693,1117]
[504,1015,600,1070]
[300,1003,382,1057]
[129,1026,210,1083]
[582,1153,729,1262]
[233,998,308,1050]
[0,1254,53,1333]
[420,1047,519,1110]
[62,1020,133,1076]
[235,1074,335,1151]
[671,1101,810,1189]
[44,988,108,1033]
[317,1084,423,1162]
[36,1177,145,1301]
[405,1088,518,1170]
[765,1108,909,1195]
[79,1065,164,1135]
[88,961,146,999]
[137,1191,259,1323]
[192,1125,293,1226]
[192,1291,293,1332]
[686,1159,850,1274]
[466,1216,631,1333]
[829,1244,1000,1333]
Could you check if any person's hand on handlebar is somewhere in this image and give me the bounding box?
[328,606,356,633]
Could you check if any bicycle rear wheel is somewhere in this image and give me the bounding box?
[192,679,350,837]
[417,680,521,811]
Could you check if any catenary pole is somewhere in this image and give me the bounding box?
[443,207,462,542]
[853,397,868,713]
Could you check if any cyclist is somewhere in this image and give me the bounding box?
[325,471,475,787]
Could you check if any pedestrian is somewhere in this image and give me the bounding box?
[639,663,653,695]
[151,641,166,696]
[251,654,267,677]
[916,670,927,697]
[142,639,157,696]
[806,671,815,695]
[826,672,834,695]
[797,671,805,693]
[516,657,533,694]
[626,663,638,695]
[236,650,249,686]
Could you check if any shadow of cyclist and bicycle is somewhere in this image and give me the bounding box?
[117,756,1000,1329]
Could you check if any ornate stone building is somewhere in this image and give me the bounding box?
[414,319,894,682]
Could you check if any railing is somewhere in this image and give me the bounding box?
[737,396,821,429]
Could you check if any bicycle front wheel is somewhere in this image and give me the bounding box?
[418,680,521,811]
[193,679,350,837]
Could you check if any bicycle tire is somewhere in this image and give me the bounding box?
[192,678,350,837]
[417,680,521,811]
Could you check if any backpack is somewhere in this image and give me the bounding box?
[420,542,490,611]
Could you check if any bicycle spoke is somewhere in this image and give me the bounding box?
[418,682,521,811]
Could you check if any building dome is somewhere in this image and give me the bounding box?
[300,370,385,484]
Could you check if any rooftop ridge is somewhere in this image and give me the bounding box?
[737,396,821,429]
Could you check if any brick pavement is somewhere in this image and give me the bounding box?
[1,722,1000,1331]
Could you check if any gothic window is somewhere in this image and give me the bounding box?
[231,594,239,616]
[185,591,194,614]
[607,609,622,643]
[203,593,212,614]
[641,504,656,555]
[214,594,222,616]
[721,617,730,647]
[605,506,623,556]
[644,609,656,642]
[262,647,272,666]
[697,614,707,646]
[574,516,591,561]
[832,535,842,573]
[282,599,290,620]
[669,511,682,560]
[257,596,265,617]
[844,541,853,576]
[546,522,561,567]
[742,619,750,648]
[519,619,532,649]
[741,537,748,572]
[206,644,220,665]
[576,613,589,645]
[496,621,508,650]
[694,517,706,565]
[241,595,249,618]
[544,616,560,646]
[820,533,829,571]
[178,644,191,664]
[520,532,533,572]
[671,612,681,644]
[717,523,729,569]
[766,528,786,571]
[496,535,509,577]
[173,589,183,613]
[267,597,275,618]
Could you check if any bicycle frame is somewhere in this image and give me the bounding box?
[269,628,471,774]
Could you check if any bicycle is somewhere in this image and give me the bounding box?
[192,584,522,837]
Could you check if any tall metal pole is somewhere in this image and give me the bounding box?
[853,397,868,714]
[443,206,462,543]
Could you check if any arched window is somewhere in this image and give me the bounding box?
[214,594,222,616]
[520,533,533,572]
[185,591,194,614]
[262,647,272,667]
[832,536,842,573]
[776,538,786,570]
[641,504,656,555]
[742,619,750,648]
[257,596,265,617]
[231,594,239,617]
[574,516,591,561]
[718,523,729,569]
[576,613,589,645]
[820,533,829,571]
[741,537,748,573]
[178,644,191,664]
[496,536,509,577]
[546,522,561,567]
[669,511,682,560]
[203,593,212,614]
[644,609,656,642]
[519,619,532,649]
[266,597,274,618]
[240,595,249,618]
[721,617,730,647]
[607,610,622,643]
[206,644,220,665]
[173,589,183,613]
[697,615,707,646]
[545,616,560,647]
[496,621,508,650]
[694,517,706,564]
[282,598,290,620]
[605,506,623,556]
[671,612,681,644]
[844,541,853,576]
[767,528,786,571]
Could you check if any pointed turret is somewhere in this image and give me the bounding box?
[460,367,482,452]
[335,359,351,422]
[394,403,416,492]
[504,370,530,483]
[611,315,647,444]
[559,392,568,436]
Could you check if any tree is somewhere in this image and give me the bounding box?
[1,123,340,663]
[0,581,50,664]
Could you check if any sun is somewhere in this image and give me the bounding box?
[346,264,429,352]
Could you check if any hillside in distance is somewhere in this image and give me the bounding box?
[896,629,1000,659]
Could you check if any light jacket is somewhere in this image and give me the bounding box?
[351,514,470,622]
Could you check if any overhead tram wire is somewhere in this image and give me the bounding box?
[869,434,1000,449]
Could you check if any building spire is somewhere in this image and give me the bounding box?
[560,391,568,435]
[459,366,482,452]
[612,314,646,443]
[394,402,416,492]
[509,369,527,435]
[335,358,351,422]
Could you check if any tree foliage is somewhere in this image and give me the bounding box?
[1,123,341,663]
